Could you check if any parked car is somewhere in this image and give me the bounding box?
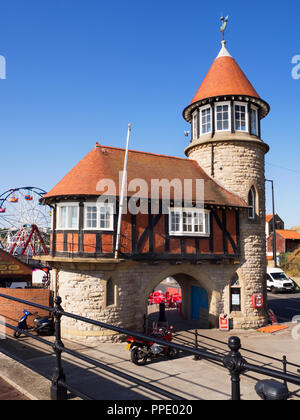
[266,268,295,294]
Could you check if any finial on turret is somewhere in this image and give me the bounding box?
[220,14,229,41]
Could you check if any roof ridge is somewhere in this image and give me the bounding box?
[96,143,190,162]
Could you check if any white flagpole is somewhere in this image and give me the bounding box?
[115,123,132,259]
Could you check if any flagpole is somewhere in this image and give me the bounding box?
[115,123,132,259]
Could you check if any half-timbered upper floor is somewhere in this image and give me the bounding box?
[43,144,248,262]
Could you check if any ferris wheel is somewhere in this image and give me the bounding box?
[0,187,52,256]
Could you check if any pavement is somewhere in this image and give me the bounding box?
[0,319,300,401]
[0,294,299,401]
[0,377,29,400]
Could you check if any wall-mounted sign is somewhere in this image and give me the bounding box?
[0,249,32,276]
[230,288,241,312]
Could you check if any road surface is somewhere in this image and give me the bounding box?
[268,292,300,323]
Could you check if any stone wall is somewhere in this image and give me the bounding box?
[54,257,265,343]
[187,138,269,328]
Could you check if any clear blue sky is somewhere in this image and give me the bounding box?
[0,0,299,227]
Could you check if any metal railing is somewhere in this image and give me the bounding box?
[0,292,300,401]
[184,329,300,375]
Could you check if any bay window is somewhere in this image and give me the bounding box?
[169,208,210,236]
[86,206,97,229]
[57,203,79,230]
[84,203,114,231]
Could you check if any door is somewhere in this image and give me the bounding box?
[191,286,208,320]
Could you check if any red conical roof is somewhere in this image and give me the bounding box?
[191,55,260,105]
[183,42,269,121]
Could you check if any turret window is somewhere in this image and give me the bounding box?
[215,103,230,131]
[192,111,199,140]
[248,187,256,220]
[250,107,258,136]
[234,103,247,131]
[201,106,212,134]
[190,101,260,139]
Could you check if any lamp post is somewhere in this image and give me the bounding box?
[265,179,277,267]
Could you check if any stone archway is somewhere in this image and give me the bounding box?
[141,264,221,330]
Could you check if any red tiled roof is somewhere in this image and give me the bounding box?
[191,55,260,105]
[44,144,247,208]
[276,230,300,240]
[266,214,273,223]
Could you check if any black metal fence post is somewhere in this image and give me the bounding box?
[283,356,288,388]
[223,337,246,401]
[51,296,68,401]
[194,330,201,360]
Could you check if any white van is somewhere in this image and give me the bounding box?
[266,268,295,294]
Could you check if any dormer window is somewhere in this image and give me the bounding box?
[234,103,247,132]
[215,102,230,131]
[201,106,212,134]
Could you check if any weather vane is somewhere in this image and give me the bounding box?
[220,15,229,41]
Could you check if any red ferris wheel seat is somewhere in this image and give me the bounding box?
[0,208,6,213]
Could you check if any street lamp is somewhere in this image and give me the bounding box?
[265,179,277,267]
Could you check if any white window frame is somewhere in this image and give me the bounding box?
[234,101,248,132]
[192,110,199,140]
[56,202,79,230]
[169,208,210,237]
[215,101,231,132]
[84,202,114,231]
[84,204,98,230]
[200,105,212,135]
[250,105,259,136]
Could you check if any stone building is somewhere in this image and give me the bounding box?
[40,39,270,342]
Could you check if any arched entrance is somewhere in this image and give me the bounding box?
[142,267,215,332]
[146,277,183,331]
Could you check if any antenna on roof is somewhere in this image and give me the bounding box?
[115,123,132,259]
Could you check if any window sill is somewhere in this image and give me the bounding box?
[169,233,210,238]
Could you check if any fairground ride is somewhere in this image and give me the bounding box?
[0,187,52,257]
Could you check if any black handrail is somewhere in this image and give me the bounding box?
[0,292,300,401]
[190,329,300,370]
